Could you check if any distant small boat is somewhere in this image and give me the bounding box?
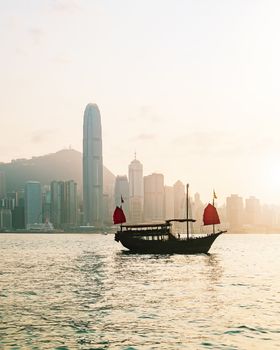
[113,185,226,254]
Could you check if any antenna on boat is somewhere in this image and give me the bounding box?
[186,184,189,240]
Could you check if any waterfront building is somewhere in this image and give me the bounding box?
[193,192,204,230]
[262,204,278,228]
[50,180,77,228]
[128,156,143,223]
[42,186,51,224]
[114,175,129,219]
[64,180,78,226]
[173,180,185,219]
[0,208,12,230]
[9,190,25,230]
[25,181,42,229]
[103,168,115,225]
[143,173,164,222]
[244,196,261,226]
[12,206,25,229]
[50,181,64,227]
[226,194,244,231]
[0,171,6,199]
[164,186,174,219]
[83,103,103,226]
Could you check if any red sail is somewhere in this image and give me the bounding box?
[203,203,220,226]
[113,206,126,224]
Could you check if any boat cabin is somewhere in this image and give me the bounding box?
[117,222,174,241]
[116,219,196,242]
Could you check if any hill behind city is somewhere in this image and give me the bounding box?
[0,149,115,194]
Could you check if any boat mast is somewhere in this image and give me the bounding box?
[212,190,215,234]
[186,184,189,240]
[120,194,124,232]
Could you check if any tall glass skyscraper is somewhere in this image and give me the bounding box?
[83,103,103,226]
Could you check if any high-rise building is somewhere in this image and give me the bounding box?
[50,181,63,228]
[262,204,278,227]
[114,175,129,219]
[11,190,25,229]
[12,206,25,229]
[83,103,103,226]
[226,194,244,231]
[65,180,77,226]
[0,208,12,230]
[164,185,174,219]
[144,173,164,222]
[244,196,261,226]
[50,180,77,228]
[25,181,42,228]
[42,186,51,224]
[193,192,204,230]
[0,171,6,199]
[128,156,143,223]
[173,180,185,219]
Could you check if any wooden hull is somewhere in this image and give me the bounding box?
[115,231,224,254]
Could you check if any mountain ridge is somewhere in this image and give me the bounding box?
[0,149,115,194]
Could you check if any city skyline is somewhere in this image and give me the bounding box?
[1,146,280,209]
[1,145,280,232]
[1,1,280,205]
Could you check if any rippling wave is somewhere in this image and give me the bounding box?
[0,233,280,349]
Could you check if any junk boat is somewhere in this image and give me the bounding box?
[113,184,226,254]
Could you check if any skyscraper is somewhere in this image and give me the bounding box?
[226,194,244,231]
[173,180,185,219]
[128,156,143,223]
[50,181,64,228]
[83,103,103,226]
[50,180,77,228]
[25,181,42,229]
[65,180,78,226]
[164,185,174,219]
[143,173,165,222]
[244,196,261,226]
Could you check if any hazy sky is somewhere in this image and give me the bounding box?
[1,0,280,205]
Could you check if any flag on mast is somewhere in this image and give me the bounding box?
[213,190,217,200]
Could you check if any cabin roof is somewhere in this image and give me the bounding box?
[122,222,170,229]
[122,219,195,229]
[166,219,196,223]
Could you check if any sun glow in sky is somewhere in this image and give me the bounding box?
[1,0,280,205]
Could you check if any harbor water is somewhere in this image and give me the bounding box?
[0,233,280,349]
